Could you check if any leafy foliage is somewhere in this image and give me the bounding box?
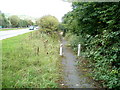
[0,11,34,28]
[8,15,20,27]
[62,2,120,89]
[0,13,10,28]
[18,19,33,27]
[36,15,59,32]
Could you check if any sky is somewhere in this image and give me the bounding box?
[0,0,72,22]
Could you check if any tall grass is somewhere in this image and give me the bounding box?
[2,31,60,88]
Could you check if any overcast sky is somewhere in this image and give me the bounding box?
[0,0,72,22]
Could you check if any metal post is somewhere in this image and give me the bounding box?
[60,44,63,56]
[78,44,81,56]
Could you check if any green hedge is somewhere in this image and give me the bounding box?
[62,2,120,89]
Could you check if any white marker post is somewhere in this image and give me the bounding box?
[78,44,81,56]
[60,44,63,56]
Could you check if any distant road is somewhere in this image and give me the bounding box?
[0,28,37,40]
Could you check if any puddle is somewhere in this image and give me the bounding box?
[61,37,98,88]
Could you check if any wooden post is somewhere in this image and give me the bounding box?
[78,44,81,56]
[60,44,63,56]
[37,47,39,55]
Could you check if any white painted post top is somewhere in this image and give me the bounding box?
[60,44,63,56]
[78,44,81,56]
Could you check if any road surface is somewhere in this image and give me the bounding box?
[0,28,36,40]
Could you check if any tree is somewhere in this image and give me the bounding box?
[9,15,20,27]
[18,19,29,27]
[36,15,59,32]
[0,13,10,28]
[0,13,4,27]
[25,19,33,26]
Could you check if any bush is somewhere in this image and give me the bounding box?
[36,15,59,33]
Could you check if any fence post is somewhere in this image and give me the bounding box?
[78,44,81,56]
[60,44,63,56]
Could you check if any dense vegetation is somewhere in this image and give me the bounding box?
[36,15,59,32]
[62,2,120,89]
[0,11,34,28]
[2,31,60,88]
[0,12,10,28]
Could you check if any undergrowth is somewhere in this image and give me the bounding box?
[65,32,120,89]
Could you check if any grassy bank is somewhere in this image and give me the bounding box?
[0,28,27,31]
[2,31,61,88]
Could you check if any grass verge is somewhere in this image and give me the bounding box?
[2,31,61,88]
[0,28,27,31]
[0,40,2,89]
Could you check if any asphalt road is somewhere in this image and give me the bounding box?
[0,28,36,40]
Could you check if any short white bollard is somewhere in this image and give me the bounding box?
[60,44,63,56]
[78,44,81,56]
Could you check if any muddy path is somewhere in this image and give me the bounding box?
[61,37,99,88]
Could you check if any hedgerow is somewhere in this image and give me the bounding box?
[62,2,120,89]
